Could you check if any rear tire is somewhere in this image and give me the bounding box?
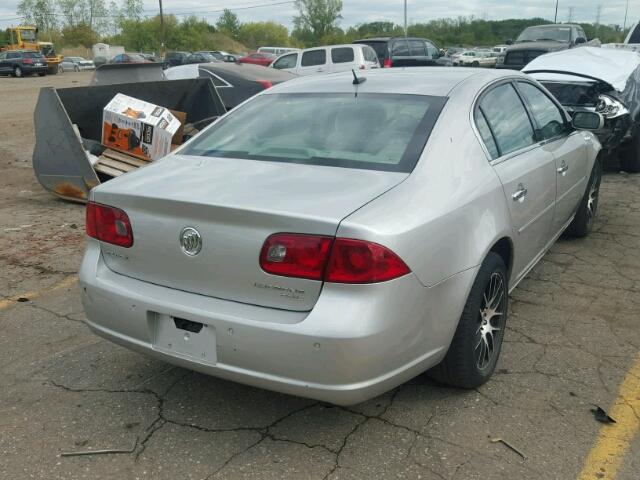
[565,159,602,238]
[74,65,80,72]
[472,61,480,67]
[38,72,46,77]
[58,65,64,73]
[13,66,23,78]
[621,133,640,173]
[429,252,508,388]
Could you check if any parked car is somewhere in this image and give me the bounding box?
[453,50,496,67]
[140,53,158,62]
[198,50,237,62]
[164,51,190,68]
[237,52,277,67]
[525,46,640,172]
[496,23,592,70]
[270,44,379,76]
[0,50,47,77]
[492,45,509,55]
[80,67,603,405]
[109,53,151,64]
[58,56,95,73]
[185,52,219,64]
[257,46,300,56]
[164,62,296,110]
[353,37,452,67]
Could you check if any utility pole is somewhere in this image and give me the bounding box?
[568,6,574,23]
[554,0,559,23]
[403,0,407,37]
[159,0,165,59]
[595,5,601,25]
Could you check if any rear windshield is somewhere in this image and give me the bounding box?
[183,93,446,173]
[354,41,387,61]
[24,52,43,58]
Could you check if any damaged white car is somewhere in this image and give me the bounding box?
[525,47,640,172]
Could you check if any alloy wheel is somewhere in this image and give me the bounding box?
[15,67,22,77]
[586,168,600,226]
[475,272,506,370]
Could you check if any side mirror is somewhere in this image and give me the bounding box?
[575,37,587,45]
[572,111,604,130]
[506,39,513,45]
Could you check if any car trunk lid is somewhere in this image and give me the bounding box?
[93,154,407,311]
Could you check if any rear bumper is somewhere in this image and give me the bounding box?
[80,241,476,405]
[24,65,48,74]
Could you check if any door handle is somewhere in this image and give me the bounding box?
[557,161,569,175]
[316,68,324,72]
[512,184,528,202]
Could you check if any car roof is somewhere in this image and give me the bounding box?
[354,37,430,42]
[526,23,581,28]
[199,62,296,81]
[267,67,524,97]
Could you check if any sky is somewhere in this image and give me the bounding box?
[0,0,638,30]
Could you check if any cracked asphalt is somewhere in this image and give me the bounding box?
[1,73,639,480]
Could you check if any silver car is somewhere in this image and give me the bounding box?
[58,56,95,73]
[80,68,602,405]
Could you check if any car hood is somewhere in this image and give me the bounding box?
[524,47,640,92]
[508,40,569,52]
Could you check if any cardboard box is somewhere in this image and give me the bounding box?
[102,93,183,161]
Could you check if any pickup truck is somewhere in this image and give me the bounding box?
[496,24,595,70]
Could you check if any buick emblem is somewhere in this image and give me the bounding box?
[179,227,202,256]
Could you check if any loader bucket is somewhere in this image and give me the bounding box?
[33,78,226,202]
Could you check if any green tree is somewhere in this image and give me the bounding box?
[293,0,342,43]
[239,21,289,49]
[17,0,58,32]
[216,9,240,39]
[60,21,98,47]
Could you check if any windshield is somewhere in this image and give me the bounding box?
[183,93,446,173]
[540,81,601,107]
[20,29,36,41]
[516,26,571,43]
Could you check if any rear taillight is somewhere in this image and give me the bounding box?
[260,234,333,280]
[359,64,366,70]
[256,80,273,89]
[86,201,134,248]
[22,58,33,64]
[325,238,410,283]
[259,234,410,284]
[383,58,392,68]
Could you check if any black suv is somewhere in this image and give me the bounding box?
[353,37,451,68]
[163,51,190,69]
[0,50,47,77]
[496,24,589,70]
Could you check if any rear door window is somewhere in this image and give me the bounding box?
[409,40,426,56]
[301,49,326,67]
[425,42,439,58]
[331,47,354,64]
[391,40,410,57]
[474,109,499,160]
[479,83,536,156]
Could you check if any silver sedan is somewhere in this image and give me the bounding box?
[79,68,602,405]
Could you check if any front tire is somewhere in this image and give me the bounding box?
[58,65,64,73]
[565,159,601,238]
[74,65,80,72]
[472,61,480,67]
[429,252,508,388]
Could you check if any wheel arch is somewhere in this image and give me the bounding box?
[487,236,514,284]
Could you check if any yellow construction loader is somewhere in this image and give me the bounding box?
[2,26,63,74]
